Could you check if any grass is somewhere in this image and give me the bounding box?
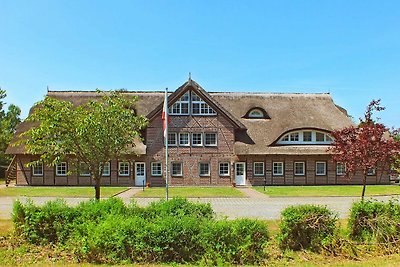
[0,177,5,185]
[254,185,400,197]
[1,217,400,266]
[135,186,244,198]
[0,186,128,197]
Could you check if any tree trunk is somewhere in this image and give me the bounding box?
[94,176,101,200]
[361,173,367,201]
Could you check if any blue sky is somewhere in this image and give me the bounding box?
[1,0,399,127]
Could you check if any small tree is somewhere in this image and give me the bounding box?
[0,90,21,170]
[21,91,148,199]
[329,100,400,200]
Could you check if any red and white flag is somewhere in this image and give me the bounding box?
[162,88,169,138]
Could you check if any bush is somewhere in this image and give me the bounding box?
[201,218,269,265]
[277,204,338,252]
[12,199,76,245]
[143,197,214,220]
[348,199,400,245]
[12,197,269,265]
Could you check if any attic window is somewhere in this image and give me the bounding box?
[244,107,270,119]
[249,109,264,118]
[278,130,334,145]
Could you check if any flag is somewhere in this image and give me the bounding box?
[162,89,169,138]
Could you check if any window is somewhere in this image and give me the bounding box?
[56,162,67,176]
[151,162,162,176]
[254,162,265,176]
[167,132,177,146]
[32,162,43,176]
[191,92,216,115]
[278,130,334,144]
[172,162,183,176]
[367,168,376,176]
[192,133,203,146]
[303,131,312,142]
[179,133,190,146]
[219,162,230,176]
[294,162,305,176]
[316,162,326,176]
[316,132,325,142]
[102,162,110,176]
[248,109,264,118]
[199,162,210,176]
[273,162,284,176]
[336,163,345,176]
[290,132,299,141]
[204,133,217,146]
[169,92,189,115]
[79,162,90,176]
[119,162,130,176]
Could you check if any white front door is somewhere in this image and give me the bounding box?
[135,162,146,186]
[235,162,246,185]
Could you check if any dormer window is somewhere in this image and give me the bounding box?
[249,109,264,118]
[278,130,334,145]
[244,107,270,119]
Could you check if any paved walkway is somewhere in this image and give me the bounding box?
[1,187,399,220]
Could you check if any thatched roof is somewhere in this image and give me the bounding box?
[6,80,353,155]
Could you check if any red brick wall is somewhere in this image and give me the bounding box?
[145,114,236,186]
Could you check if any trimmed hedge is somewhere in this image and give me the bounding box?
[12,198,269,265]
[277,204,338,252]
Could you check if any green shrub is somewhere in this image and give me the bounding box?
[201,218,269,265]
[143,197,214,220]
[277,204,338,252]
[12,199,76,245]
[348,199,400,245]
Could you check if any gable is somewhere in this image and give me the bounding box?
[147,79,246,130]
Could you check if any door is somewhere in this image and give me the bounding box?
[135,162,146,186]
[235,162,246,185]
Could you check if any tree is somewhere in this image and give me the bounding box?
[21,91,148,199]
[0,90,21,171]
[329,99,400,200]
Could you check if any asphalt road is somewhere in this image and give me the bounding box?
[1,187,399,220]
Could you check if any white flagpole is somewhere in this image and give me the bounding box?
[164,88,169,201]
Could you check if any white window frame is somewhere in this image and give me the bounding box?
[79,162,91,176]
[191,92,217,115]
[336,162,345,176]
[248,109,264,118]
[167,132,177,146]
[179,132,190,146]
[367,168,376,176]
[171,162,183,177]
[294,162,305,176]
[151,162,162,176]
[32,162,44,176]
[253,162,265,176]
[199,162,211,177]
[303,131,312,142]
[56,162,68,176]
[278,130,334,145]
[169,92,190,115]
[316,161,326,176]
[273,162,284,176]
[118,162,130,176]
[192,133,203,146]
[219,162,230,176]
[102,162,111,176]
[204,133,217,146]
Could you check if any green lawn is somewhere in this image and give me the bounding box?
[0,186,128,197]
[255,185,400,197]
[135,187,244,198]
